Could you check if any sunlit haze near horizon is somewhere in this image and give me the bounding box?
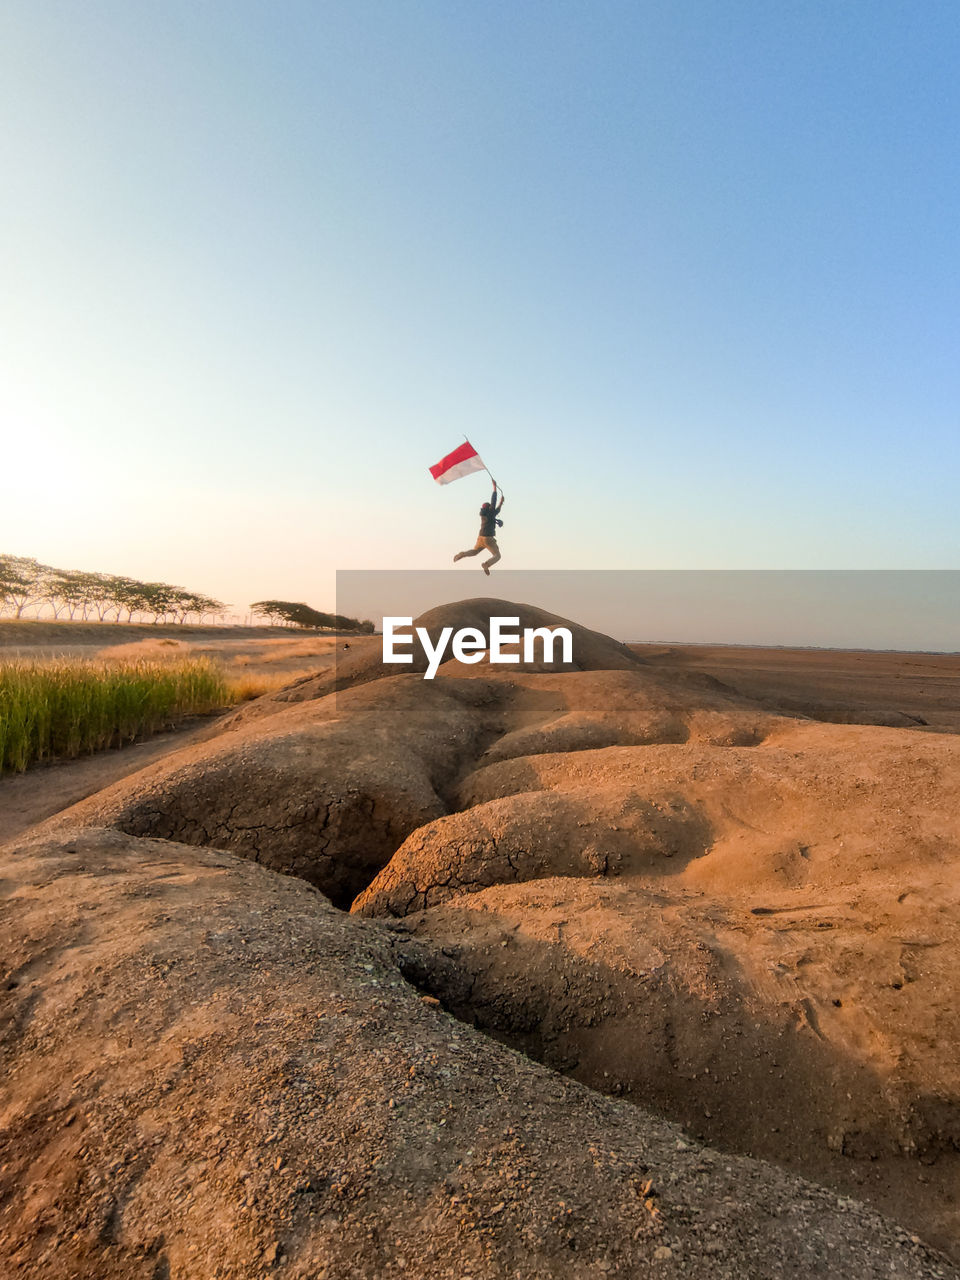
[2,2,958,635]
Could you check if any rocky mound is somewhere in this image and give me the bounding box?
[222,598,647,726]
[1,827,954,1280]
[356,720,960,1252]
[352,786,712,916]
[14,598,960,1264]
[36,607,772,907]
[355,716,960,909]
[36,675,497,907]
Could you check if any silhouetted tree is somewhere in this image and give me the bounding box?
[0,556,47,618]
[41,568,108,620]
[250,600,367,630]
[1,553,233,625]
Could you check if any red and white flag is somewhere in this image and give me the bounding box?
[429,440,487,485]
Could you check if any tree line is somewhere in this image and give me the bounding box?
[0,555,227,623]
[250,601,375,632]
[1,554,374,632]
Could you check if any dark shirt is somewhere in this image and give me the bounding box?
[479,487,500,537]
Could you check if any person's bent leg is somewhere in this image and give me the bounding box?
[481,537,501,573]
[454,543,484,561]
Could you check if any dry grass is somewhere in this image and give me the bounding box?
[0,658,228,774]
[224,670,306,702]
[0,631,337,771]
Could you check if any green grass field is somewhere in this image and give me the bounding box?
[0,658,229,774]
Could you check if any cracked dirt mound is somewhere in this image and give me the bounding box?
[352,785,713,916]
[355,718,958,912]
[35,676,495,907]
[354,719,960,1255]
[1,827,955,1279]
[15,598,960,1264]
[36,601,769,907]
[218,597,648,729]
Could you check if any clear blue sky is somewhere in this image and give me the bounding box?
[2,1,958,617]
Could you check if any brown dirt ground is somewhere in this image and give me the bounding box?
[0,719,219,847]
[1,828,954,1280]
[3,603,960,1276]
[631,644,960,735]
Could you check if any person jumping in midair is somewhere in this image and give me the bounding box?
[453,481,504,574]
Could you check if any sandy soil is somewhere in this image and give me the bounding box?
[0,719,219,846]
[2,827,954,1280]
[4,602,960,1276]
[631,643,960,734]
